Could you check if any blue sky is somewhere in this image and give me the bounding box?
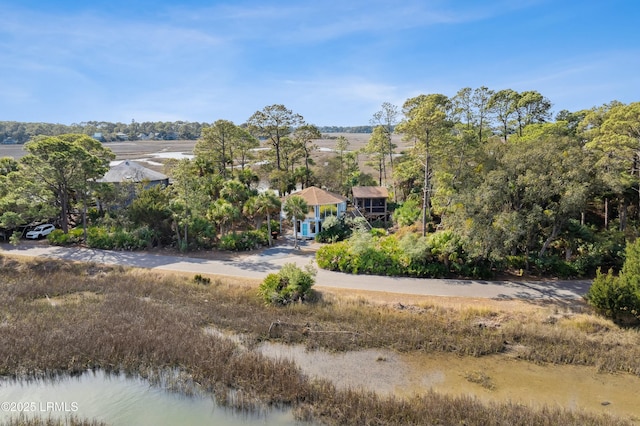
[0,0,638,126]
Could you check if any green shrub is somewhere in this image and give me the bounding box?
[349,216,370,233]
[112,228,140,250]
[505,255,527,270]
[316,242,352,272]
[317,232,470,278]
[86,226,113,249]
[570,245,611,277]
[47,229,68,245]
[315,243,337,270]
[84,226,149,251]
[218,230,268,251]
[47,228,84,246]
[398,233,430,265]
[620,237,640,277]
[217,234,236,251]
[586,268,640,323]
[260,219,281,235]
[462,257,496,280]
[131,226,158,249]
[572,229,625,275]
[258,263,316,305]
[348,229,375,256]
[193,274,211,285]
[427,230,461,258]
[186,216,217,250]
[530,255,576,278]
[370,228,386,238]
[393,198,421,227]
[586,239,640,324]
[315,215,351,243]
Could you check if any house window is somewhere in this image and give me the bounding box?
[320,205,337,218]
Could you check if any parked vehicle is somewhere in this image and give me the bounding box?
[25,224,56,239]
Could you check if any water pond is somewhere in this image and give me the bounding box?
[0,370,304,426]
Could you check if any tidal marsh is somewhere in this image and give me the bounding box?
[0,254,638,425]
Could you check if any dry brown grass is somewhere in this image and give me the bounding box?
[0,254,637,426]
[0,416,106,426]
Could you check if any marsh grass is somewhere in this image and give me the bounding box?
[464,370,496,390]
[0,255,637,425]
[0,416,107,426]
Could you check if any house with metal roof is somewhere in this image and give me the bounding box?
[94,160,169,210]
[97,160,169,187]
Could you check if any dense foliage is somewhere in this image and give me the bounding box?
[317,229,490,278]
[258,262,316,305]
[314,214,355,243]
[317,227,624,279]
[315,93,640,277]
[0,120,206,143]
[2,94,640,277]
[586,239,640,324]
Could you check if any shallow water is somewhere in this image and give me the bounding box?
[0,370,302,426]
[257,342,640,423]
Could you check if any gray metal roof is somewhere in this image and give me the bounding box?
[97,160,168,183]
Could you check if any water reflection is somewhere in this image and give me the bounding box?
[0,370,302,426]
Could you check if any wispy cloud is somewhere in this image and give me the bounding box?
[1,4,226,63]
[0,0,635,125]
[167,0,543,45]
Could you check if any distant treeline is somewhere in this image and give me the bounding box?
[0,120,206,144]
[0,120,375,144]
[317,125,378,134]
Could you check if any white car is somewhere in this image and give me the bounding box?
[25,224,56,239]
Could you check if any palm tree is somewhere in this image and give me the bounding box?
[242,196,259,226]
[207,199,238,237]
[220,179,251,205]
[283,195,309,249]
[245,191,282,246]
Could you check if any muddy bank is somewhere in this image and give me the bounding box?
[257,342,640,422]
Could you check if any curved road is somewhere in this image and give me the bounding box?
[0,240,591,301]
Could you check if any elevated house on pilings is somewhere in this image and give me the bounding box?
[351,186,389,225]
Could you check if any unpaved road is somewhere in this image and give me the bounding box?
[0,240,591,301]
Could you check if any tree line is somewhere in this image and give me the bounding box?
[0,121,383,145]
[0,120,207,143]
[1,88,639,280]
[392,90,637,257]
